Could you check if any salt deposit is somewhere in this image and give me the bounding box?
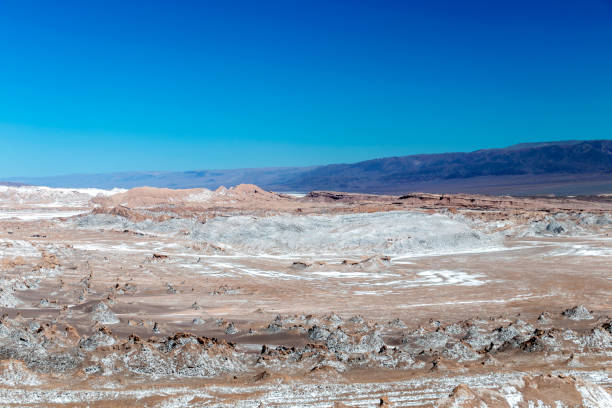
[75,211,502,257]
[0,185,124,208]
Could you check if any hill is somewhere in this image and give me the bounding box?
[4,140,612,195]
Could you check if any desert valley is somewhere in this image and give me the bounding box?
[0,183,609,406]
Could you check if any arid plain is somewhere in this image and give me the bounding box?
[0,184,610,407]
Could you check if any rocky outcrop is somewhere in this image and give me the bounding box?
[436,374,612,408]
[89,302,120,325]
[562,305,593,320]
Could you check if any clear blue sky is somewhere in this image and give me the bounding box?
[1,0,611,177]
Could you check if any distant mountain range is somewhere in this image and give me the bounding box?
[4,140,612,196]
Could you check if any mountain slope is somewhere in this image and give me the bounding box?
[4,140,612,195]
[271,140,612,194]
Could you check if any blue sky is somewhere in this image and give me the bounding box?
[1,0,611,177]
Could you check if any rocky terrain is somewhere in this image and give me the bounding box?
[0,184,610,406]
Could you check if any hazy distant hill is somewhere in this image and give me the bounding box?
[5,140,612,196]
[273,140,612,195]
[4,167,313,191]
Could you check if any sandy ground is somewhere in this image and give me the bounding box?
[0,185,610,407]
